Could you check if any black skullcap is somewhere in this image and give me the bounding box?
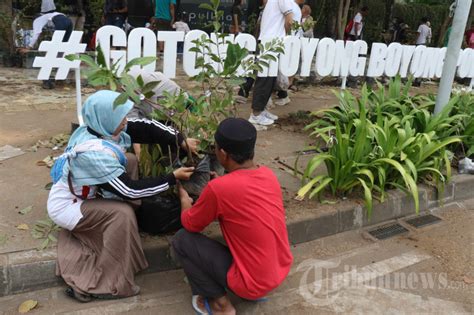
[214,118,257,155]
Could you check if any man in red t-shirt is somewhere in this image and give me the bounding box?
[172,118,293,315]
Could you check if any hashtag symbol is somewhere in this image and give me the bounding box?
[33,31,86,80]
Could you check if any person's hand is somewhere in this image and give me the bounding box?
[17,47,30,54]
[173,167,195,181]
[210,171,219,180]
[181,138,200,155]
[178,183,193,208]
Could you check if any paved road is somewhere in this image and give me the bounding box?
[1,201,472,315]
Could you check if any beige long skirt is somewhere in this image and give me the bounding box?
[56,153,148,297]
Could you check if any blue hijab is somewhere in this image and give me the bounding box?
[51,90,134,186]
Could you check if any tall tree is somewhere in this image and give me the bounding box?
[384,0,395,30]
[336,0,351,39]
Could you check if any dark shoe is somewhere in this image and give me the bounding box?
[42,81,51,89]
[65,287,92,303]
[412,80,421,87]
[42,80,55,89]
[91,285,140,300]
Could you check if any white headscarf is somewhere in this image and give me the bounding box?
[41,0,56,13]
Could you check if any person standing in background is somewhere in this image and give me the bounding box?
[301,4,314,38]
[173,12,190,54]
[280,0,303,95]
[347,6,368,41]
[413,17,431,87]
[231,0,244,34]
[443,25,452,47]
[153,0,176,52]
[248,0,294,127]
[103,0,128,29]
[464,24,474,48]
[416,17,432,46]
[172,12,190,34]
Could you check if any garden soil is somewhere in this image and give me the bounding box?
[0,66,442,254]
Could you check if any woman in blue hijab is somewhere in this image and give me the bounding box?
[48,90,194,302]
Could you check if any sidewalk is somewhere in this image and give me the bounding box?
[1,200,472,314]
[0,66,462,297]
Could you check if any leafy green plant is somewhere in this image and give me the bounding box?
[147,0,283,166]
[298,78,462,217]
[69,0,283,175]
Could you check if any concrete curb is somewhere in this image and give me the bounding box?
[1,174,473,297]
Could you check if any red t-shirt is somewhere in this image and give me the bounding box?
[181,166,293,300]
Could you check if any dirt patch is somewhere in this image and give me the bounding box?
[276,110,313,134]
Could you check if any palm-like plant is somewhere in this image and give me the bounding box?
[298,77,464,217]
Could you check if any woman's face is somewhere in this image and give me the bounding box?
[113,117,128,137]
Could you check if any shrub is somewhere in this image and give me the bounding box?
[298,77,463,217]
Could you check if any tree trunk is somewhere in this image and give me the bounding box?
[336,0,344,39]
[384,0,395,30]
[337,0,351,40]
[327,3,338,38]
[342,0,351,37]
[437,14,452,47]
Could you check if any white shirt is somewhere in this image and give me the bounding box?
[173,21,191,34]
[29,12,64,48]
[291,1,302,37]
[47,180,97,230]
[41,0,56,13]
[416,24,432,45]
[259,0,294,41]
[350,12,363,36]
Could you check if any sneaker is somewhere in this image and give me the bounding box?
[263,110,278,121]
[275,96,290,106]
[249,113,274,126]
[234,95,247,104]
[266,97,275,109]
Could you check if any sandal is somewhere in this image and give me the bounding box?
[65,287,92,303]
[192,295,213,315]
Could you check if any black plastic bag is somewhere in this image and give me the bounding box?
[182,155,211,198]
[136,194,182,235]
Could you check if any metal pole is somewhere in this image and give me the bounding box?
[434,0,472,114]
[75,68,84,125]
